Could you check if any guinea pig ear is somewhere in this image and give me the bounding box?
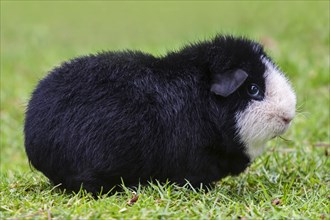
[210,69,248,97]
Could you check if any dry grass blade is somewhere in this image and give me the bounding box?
[127,193,139,206]
[272,198,282,206]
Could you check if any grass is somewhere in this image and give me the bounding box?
[1,1,329,219]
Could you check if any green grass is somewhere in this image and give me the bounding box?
[1,1,329,219]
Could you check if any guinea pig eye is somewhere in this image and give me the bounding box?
[247,83,262,100]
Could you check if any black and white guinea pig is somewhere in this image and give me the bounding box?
[24,35,296,194]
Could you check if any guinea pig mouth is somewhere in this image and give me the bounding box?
[272,125,290,139]
[271,131,286,140]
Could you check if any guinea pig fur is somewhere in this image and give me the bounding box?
[24,35,296,194]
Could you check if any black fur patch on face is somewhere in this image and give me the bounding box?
[25,35,272,194]
[209,36,266,100]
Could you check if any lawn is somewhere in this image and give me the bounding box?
[1,1,329,219]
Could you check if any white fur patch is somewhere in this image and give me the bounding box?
[235,57,296,160]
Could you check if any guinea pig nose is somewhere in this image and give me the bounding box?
[281,116,293,124]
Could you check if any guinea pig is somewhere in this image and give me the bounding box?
[24,35,296,195]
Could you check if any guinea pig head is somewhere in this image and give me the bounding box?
[209,38,296,161]
[235,57,296,160]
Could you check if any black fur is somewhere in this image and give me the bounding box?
[24,35,268,194]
